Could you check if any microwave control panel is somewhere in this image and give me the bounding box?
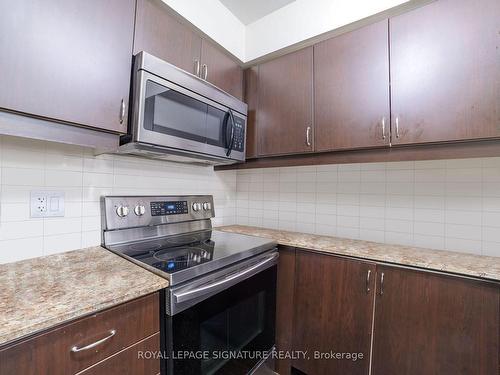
[232,115,245,152]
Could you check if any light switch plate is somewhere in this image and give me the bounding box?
[31,191,65,218]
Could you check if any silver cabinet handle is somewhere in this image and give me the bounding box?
[366,269,372,293]
[306,126,312,147]
[70,330,116,353]
[379,272,385,296]
[381,117,386,140]
[201,64,208,80]
[194,59,200,77]
[395,117,400,138]
[119,99,125,124]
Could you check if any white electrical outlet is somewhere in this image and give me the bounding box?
[31,191,65,218]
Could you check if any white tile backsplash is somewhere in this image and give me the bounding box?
[2,132,500,262]
[236,158,500,257]
[0,135,237,264]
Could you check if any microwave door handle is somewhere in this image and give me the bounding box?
[226,109,235,157]
[173,252,279,304]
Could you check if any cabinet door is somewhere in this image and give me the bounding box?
[0,0,135,133]
[258,48,313,156]
[275,246,296,375]
[200,40,243,99]
[390,0,500,145]
[372,267,499,375]
[77,333,160,375]
[292,251,376,375]
[134,0,202,76]
[314,20,390,151]
[244,66,259,159]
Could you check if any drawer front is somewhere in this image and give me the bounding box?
[0,292,159,375]
[76,333,160,375]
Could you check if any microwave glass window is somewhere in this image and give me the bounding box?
[206,106,227,148]
[144,80,208,143]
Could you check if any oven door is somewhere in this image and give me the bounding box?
[133,70,246,162]
[163,255,277,375]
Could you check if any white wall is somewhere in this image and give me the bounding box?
[161,0,246,61]
[0,136,237,264]
[162,0,410,62]
[245,0,409,61]
[235,159,500,257]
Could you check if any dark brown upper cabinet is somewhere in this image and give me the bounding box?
[200,40,244,99]
[258,47,314,156]
[134,0,243,99]
[372,266,499,375]
[292,251,376,375]
[134,0,202,76]
[314,20,390,151]
[244,66,259,159]
[390,0,500,145]
[0,0,136,133]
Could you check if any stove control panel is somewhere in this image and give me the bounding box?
[151,201,188,216]
[102,195,215,230]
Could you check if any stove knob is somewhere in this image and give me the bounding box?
[116,205,129,218]
[202,202,211,211]
[192,202,201,212]
[134,204,146,216]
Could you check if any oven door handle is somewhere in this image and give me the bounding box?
[173,252,279,304]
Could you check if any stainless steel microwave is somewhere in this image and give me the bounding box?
[118,52,248,165]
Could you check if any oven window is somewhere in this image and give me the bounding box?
[143,80,208,143]
[200,292,266,374]
[169,266,276,375]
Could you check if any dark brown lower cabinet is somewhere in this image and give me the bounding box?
[292,250,376,375]
[288,250,500,375]
[275,246,297,375]
[0,292,160,375]
[77,333,160,375]
[371,266,499,375]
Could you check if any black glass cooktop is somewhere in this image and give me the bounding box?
[107,230,276,286]
[113,231,214,274]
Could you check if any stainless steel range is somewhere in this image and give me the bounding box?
[101,195,278,375]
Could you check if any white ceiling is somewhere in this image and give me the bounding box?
[219,0,296,25]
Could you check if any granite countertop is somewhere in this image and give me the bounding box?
[0,246,169,347]
[218,225,500,282]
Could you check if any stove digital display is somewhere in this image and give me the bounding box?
[151,201,188,216]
